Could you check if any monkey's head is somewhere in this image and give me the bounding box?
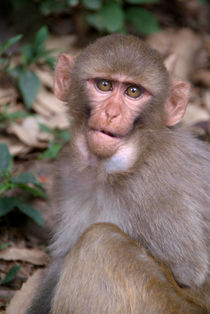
[54,34,190,161]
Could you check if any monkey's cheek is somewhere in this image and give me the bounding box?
[87,130,121,158]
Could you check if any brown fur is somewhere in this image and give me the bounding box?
[52,223,207,314]
[28,34,210,314]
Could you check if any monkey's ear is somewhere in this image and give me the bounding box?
[54,53,74,102]
[164,81,190,126]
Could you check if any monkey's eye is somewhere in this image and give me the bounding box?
[126,86,143,99]
[95,79,112,92]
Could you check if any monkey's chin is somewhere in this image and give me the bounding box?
[87,130,122,158]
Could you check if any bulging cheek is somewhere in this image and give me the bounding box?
[87,130,121,158]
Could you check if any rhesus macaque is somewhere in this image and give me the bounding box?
[51,223,207,314]
[28,34,210,313]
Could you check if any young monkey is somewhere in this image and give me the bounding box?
[28,34,210,313]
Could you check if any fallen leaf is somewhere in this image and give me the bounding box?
[0,248,49,266]
[147,28,205,80]
[34,88,67,115]
[182,102,209,126]
[0,136,31,156]
[202,90,210,113]
[0,88,18,107]
[8,116,52,148]
[193,69,210,88]
[34,68,54,90]
[46,34,79,56]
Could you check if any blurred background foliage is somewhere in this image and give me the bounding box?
[0,0,209,111]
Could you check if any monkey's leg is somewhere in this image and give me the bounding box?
[27,258,63,314]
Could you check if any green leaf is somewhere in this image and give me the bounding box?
[11,172,41,186]
[86,13,105,31]
[39,143,62,160]
[126,0,159,3]
[34,26,49,51]
[0,243,9,250]
[1,35,22,54]
[67,0,79,5]
[0,143,11,179]
[17,203,45,227]
[126,8,160,35]
[100,1,125,33]
[7,111,30,120]
[21,44,34,65]
[82,0,102,10]
[58,130,70,142]
[1,265,21,285]
[43,56,55,69]
[40,0,65,14]
[15,184,47,198]
[0,197,20,216]
[39,123,53,134]
[18,71,41,110]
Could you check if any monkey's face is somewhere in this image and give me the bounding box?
[54,35,189,163]
[85,75,151,158]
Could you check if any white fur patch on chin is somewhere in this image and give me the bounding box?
[104,140,138,173]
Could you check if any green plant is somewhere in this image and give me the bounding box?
[0,104,30,129]
[0,34,22,72]
[11,26,55,110]
[37,0,160,35]
[0,265,21,286]
[39,124,70,160]
[0,143,46,226]
[0,27,55,110]
[85,0,160,35]
[0,243,10,250]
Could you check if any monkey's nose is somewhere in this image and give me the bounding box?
[105,111,119,124]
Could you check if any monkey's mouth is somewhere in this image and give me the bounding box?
[91,128,121,139]
[87,128,122,157]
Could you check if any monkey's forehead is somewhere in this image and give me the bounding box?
[74,34,169,92]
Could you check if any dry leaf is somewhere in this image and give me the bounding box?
[203,90,210,113]
[34,68,54,90]
[47,113,69,129]
[46,34,79,56]
[182,103,209,126]
[193,70,210,88]
[0,136,30,156]
[0,248,49,266]
[8,116,50,148]
[147,28,204,80]
[6,269,45,314]
[35,88,67,115]
[0,88,17,107]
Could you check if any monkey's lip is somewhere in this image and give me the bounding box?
[87,128,123,157]
[89,128,122,140]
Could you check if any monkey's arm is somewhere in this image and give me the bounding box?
[27,258,63,314]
